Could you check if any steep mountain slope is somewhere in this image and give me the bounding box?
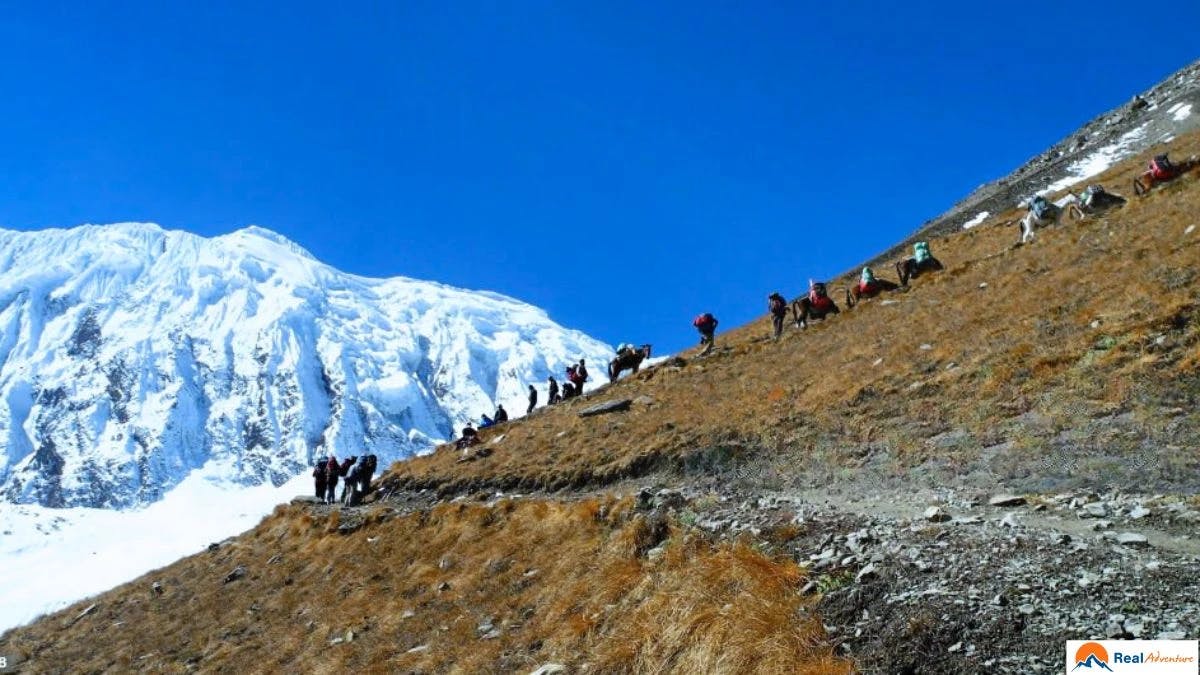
[0,224,612,508]
[5,93,1200,673]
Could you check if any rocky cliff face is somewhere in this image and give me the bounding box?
[0,223,612,508]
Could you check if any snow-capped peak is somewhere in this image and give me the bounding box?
[0,223,613,509]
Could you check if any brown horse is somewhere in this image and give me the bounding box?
[609,344,652,380]
[844,278,900,308]
[791,286,840,329]
[1134,154,1198,196]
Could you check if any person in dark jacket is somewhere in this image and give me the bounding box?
[360,454,377,495]
[575,359,589,394]
[312,460,326,499]
[527,385,538,413]
[494,404,508,423]
[548,376,560,404]
[324,455,340,504]
[457,424,479,450]
[768,292,788,340]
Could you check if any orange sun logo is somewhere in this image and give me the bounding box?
[1073,642,1113,671]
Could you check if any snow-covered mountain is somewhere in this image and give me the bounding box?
[0,223,613,509]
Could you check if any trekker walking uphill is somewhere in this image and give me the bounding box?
[324,455,340,504]
[693,312,718,354]
[312,460,326,499]
[574,359,589,395]
[768,292,788,340]
[527,384,538,413]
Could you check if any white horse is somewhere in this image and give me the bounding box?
[1018,198,1064,244]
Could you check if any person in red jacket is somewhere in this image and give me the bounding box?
[693,313,718,354]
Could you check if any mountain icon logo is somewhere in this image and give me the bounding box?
[1072,642,1114,671]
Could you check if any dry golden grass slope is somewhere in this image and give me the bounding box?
[1,498,848,674]
[384,127,1200,495]
[3,128,1200,674]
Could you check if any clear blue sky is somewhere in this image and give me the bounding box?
[1,2,1196,354]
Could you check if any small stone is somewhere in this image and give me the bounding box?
[919,344,933,350]
[223,566,246,584]
[924,506,951,522]
[978,282,988,289]
[401,609,415,619]
[989,495,1026,507]
[1124,619,1145,637]
[1158,630,1187,640]
[1018,604,1036,616]
[406,644,429,654]
[1000,512,1020,528]
[646,546,666,562]
[481,628,502,640]
[1128,506,1151,519]
[1186,225,1196,235]
[1080,503,1107,518]
[1091,520,1113,531]
[529,666,567,675]
[800,580,819,595]
[856,563,878,583]
[948,642,962,653]
[1116,532,1150,548]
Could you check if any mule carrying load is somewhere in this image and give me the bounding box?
[896,241,944,285]
[1068,184,1126,220]
[1017,196,1063,244]
[1134,152,1198,195]
[845,266,899,307]
[609,344,652,380]
[791,281,840,329]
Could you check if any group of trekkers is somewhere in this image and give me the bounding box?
[312,454,378,505]
[456,358,591,451]
[695,240,945,348]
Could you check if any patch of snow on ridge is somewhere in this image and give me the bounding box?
[1041,124,1149,195]
[0,466,309,632]
[962,211,990,229]
[1168,102,1193,122]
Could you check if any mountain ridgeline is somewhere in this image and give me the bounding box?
[0,224,612,508]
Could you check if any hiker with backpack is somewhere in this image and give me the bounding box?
[548,376,560,404]
[527,385,538,414]
[324,455,340,504]
[573,359,589,395]
[312,460,327,500]
[457,424,479,450]
[896,241,944,285]
[337,456,358,503]
[767,293,788,340]
[360,454,377,495]
[494,404,508,423]
[341,458,362,505]
[692,312,718,354]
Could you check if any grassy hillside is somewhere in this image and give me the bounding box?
[3,129,1199,673]
[385,128,1200,497]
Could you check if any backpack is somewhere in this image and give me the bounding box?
[913,242,931,264]
[326,458,339,481]
[693,313,715,330]
[860,267,876,285]
[1028,196,1052,219]
[1081,184,1105,206]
